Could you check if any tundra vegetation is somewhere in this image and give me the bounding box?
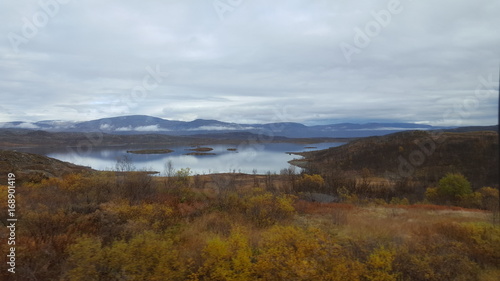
[0,130,497,280]
[0,161,498,281]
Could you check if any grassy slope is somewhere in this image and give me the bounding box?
[0,150,92,183]
[295,130,499,189]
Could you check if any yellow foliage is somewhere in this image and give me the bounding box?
[22,176,61,189]
[254,225,327,280]
[319,257,365,281]
[12,171,500,280]
[364,246,399,281]
[276,194,295,213]
[425,187,439,203]
[196,226,253,281]
[297,174,325,191]
[459,192,483,208]
[65,231,184,281]
[239,188,296,227]
[477,187,499,211]
[438,222,500,267]
[101,200,173,230]
[64,236,103,281]
[59,173,87,191]
[109,231,183,281]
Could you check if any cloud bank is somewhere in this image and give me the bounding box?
[0,0,498,126]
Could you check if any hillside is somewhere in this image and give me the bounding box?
[294,130,499,189]
[0,150,92,183]
[0,129,347,148]
[443,125,498,133]
[0,129,200,148]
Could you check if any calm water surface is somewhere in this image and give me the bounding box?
[19,142,345,174]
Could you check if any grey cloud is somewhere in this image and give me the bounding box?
[0,0,498,125]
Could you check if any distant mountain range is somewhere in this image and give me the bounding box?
[0,115,496,138]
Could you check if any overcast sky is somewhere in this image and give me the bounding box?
[1,0,498,126]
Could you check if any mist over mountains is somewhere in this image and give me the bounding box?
[0,115,460,138]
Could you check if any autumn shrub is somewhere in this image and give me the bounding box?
[238,188,296,227]
[337,185,361,203]
[444,172,471,194]
[364,246,399,281]
[63,236,104,281]
[458,192,483,209]
[391,221,497,281]
[251,224,367,280]
[9,207,83,280]
[10,169,499,280]
[161,169,207,204]
[174,168,192,187]
[477,187,500,211]
[435,173,472,204]
[205,213,235,236]
[100,200,176,233]
[165,185,199,204]
[57,172,118,213]
[394,241,479,281]
[64,231,184,281]
[295,174,325,193]
[317,255,365,281]
[434,222,500,267]
[21,207,79,245]
[424,187,439,203]
[115,171,156,203]
[254,225,328,280]
[58,173,87,191]
[394,241,480,281]
[193,226,253,281]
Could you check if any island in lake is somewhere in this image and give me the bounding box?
[127,149,174,154]
[184,147,216,156]
[187,147,214,152]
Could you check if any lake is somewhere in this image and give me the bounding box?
[18,142,345,175]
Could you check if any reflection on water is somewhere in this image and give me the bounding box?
[19,142,345,174]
